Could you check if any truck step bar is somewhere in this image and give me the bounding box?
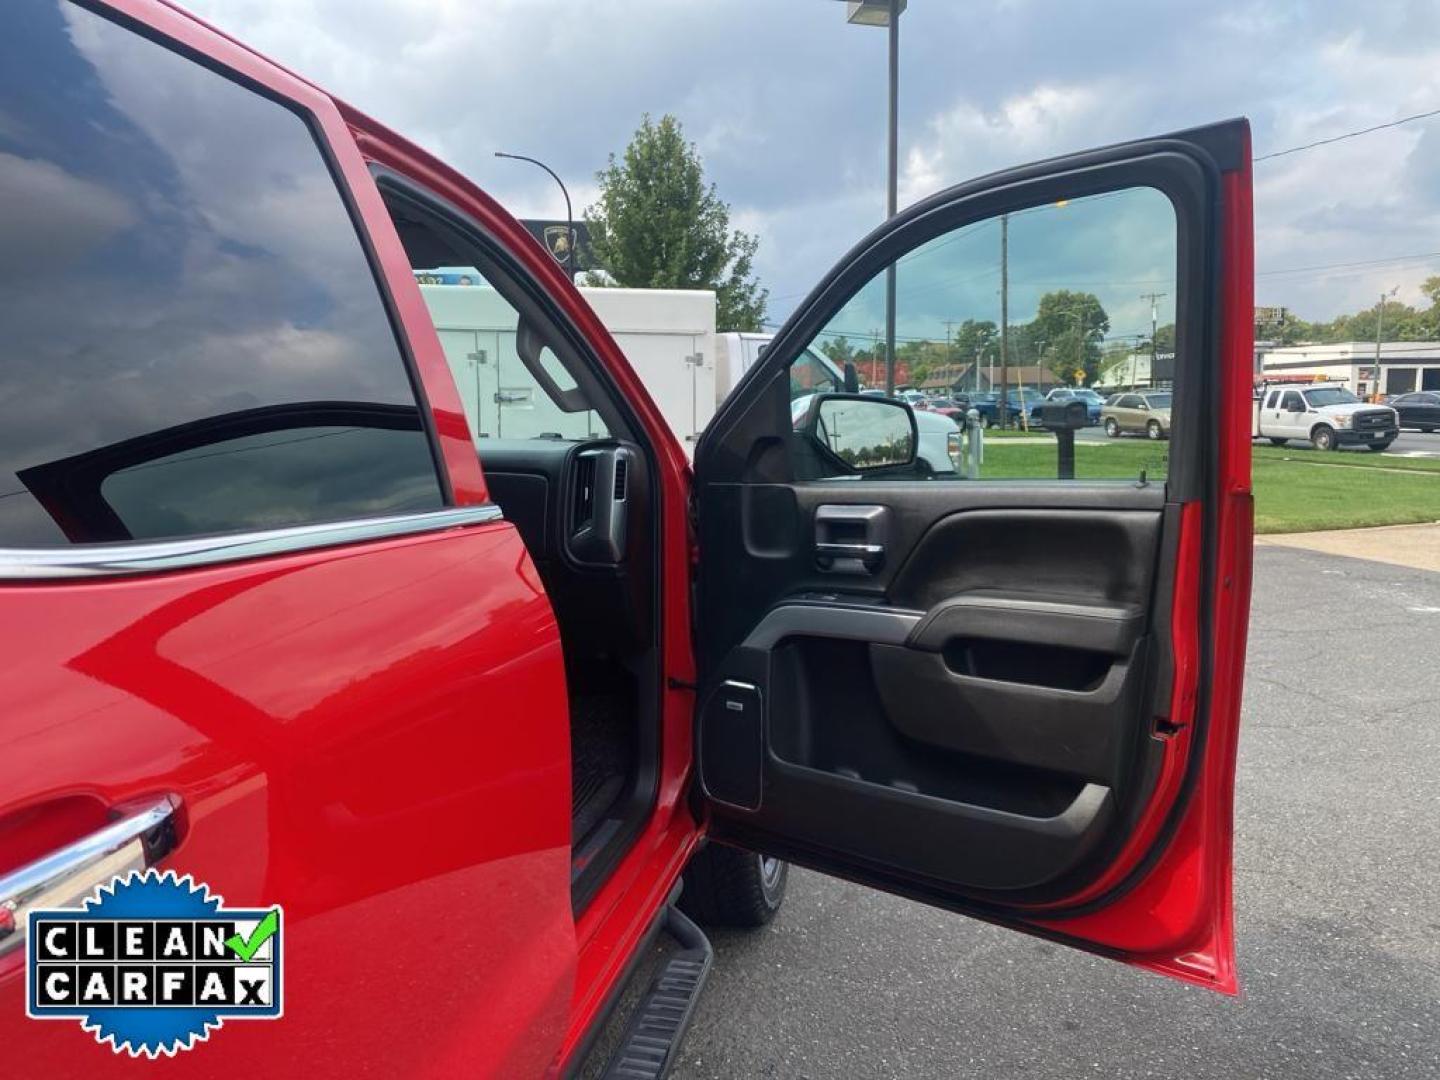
[601,906,714,1080]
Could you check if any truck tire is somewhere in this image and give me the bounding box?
[1268,437,1289,446]
[1365,440,1395,452]
[978,413,991,430]
[679,843,788,929]
[1311,425,1336,451]
[1104,417,1120,438]
[1146,420,1164,440]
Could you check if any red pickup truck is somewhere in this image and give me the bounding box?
[0,1,1255,1075]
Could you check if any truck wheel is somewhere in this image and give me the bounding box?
[1146,420,1164,440]
[1366,440,1395,452]
[679,843,788,929]
[1311,425,1336,451]
[1268,437,1289,446]
[978,413,991,430]
[1104,417,1120,438]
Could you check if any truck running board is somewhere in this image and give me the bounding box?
[601,906,714,1080]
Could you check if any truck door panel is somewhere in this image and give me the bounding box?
[695,120,1255,992]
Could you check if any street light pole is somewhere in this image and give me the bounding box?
[883,0,899,395]
[494,151,575,280]
[832,1,905,394]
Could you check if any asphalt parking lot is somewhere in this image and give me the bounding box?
[674,545,1440,1079]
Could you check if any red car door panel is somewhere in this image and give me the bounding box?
[2,526,574,1076]
[1,0,575,1074]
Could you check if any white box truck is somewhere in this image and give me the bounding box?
[420,284,716,453]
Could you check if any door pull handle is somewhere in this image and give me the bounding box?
[0,797,178,957]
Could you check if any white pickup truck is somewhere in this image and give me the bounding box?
[1253,382,1399,452]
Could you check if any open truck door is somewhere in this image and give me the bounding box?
[692,120,1254,992]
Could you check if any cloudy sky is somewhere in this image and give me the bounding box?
[185,0,1440,328]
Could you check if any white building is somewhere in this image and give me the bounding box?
[1256,341,1440,397]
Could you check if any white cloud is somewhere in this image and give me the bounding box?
[180,0,1440,328]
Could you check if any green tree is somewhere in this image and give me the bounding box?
[818,335,857,367]
[1332,299,1427,342]
[584,114,768,331]
[951,319,997,367]
[1028,290,1110,383]
[1420,276,1440,337]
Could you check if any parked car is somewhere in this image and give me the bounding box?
[970,387,1047,428]
[1103,391,1174,439]
[1038,387,1105,426]
[1252,383,1398,451]
[0,4,1257,1075]
[930,394,974,423]
[1388,391,1440,433]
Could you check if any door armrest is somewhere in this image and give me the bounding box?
[907,593,1145,656]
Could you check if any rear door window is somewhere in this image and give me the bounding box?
[0,0,443,546]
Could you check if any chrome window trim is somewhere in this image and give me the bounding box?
[0,504,503,580]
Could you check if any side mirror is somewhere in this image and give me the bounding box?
[843,361,860,394]
[798,393,917,472]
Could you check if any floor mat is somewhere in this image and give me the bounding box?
[571,694,633,845]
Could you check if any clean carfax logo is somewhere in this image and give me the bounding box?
[26,870,282,1057]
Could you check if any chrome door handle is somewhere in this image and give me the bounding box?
[814,542,885,558]
[0,797,178,957]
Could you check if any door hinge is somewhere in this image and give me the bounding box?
[667,676,698,692]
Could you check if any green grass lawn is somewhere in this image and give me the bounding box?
[975,439,1440,533]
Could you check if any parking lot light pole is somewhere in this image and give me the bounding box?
[832,0,905,395]
[494,151,575,281]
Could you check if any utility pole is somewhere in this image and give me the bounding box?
[1139,292,1166,389]
[999,212,1010,425]
[1374,286,1399,400]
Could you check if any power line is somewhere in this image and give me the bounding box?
[1257,250,1440,277]
[1255,106,1440,162]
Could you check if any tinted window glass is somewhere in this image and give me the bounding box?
[0,0,442,546]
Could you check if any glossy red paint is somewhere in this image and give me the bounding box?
[0,525,575,1077]
[1033,139,1256,994]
